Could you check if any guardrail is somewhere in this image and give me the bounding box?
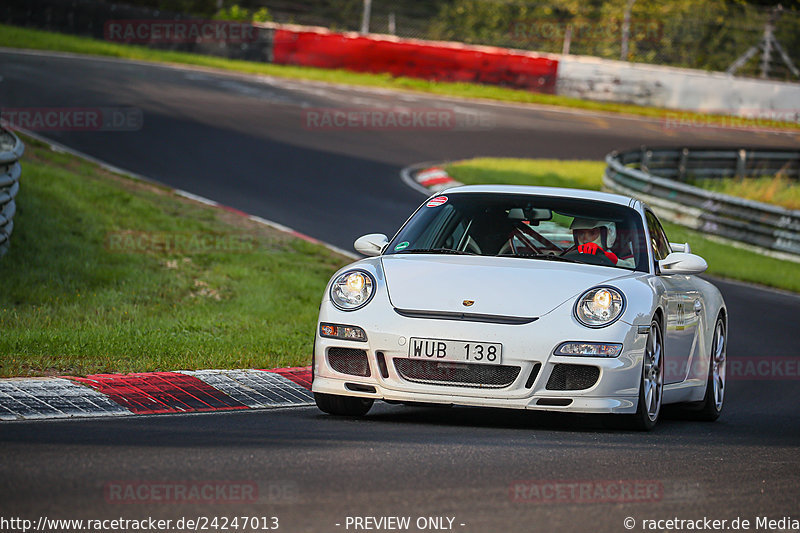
[603,147,800,259]
[0,128,25,258]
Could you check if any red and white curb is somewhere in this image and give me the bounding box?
[0,378,132,420]
[0,367,313,421]
[400,163,462,196]
[3,130,327,423]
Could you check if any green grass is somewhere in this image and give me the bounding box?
[3,23,799,132]
[689,176,800,211]
[446,158,800,293]
[0,135,349,377]
[446,158,606,190]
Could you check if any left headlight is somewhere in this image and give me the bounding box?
[330,270,375,311]
[574,286,625,328]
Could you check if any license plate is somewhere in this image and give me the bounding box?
[408,338,502,365]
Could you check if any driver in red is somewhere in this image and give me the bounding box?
[569,218,633,267]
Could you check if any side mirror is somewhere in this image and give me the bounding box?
[669,242,692,254]
[354,233,388,257]
[658,252,708,275]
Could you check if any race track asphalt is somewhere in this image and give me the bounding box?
[1,49,799,533]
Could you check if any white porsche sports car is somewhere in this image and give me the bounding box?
[312,185,727,430]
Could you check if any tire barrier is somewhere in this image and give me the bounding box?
[0,127,24,258]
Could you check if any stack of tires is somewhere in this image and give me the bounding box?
[0,128,24,258]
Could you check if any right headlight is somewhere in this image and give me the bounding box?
[574,286,625,328]
[330,270,375,311]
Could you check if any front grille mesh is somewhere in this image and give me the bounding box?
[545,364,600,390]
[327,347,370,377]
[393,359,520,388]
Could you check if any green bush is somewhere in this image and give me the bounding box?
[213,4,272,22]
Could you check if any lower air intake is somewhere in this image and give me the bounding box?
[327,347,371,377]
[525,362,542,389]
[545,364,600,391]
[393,359,520,388]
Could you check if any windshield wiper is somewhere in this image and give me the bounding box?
[399,248,477,255]
[506,253,581,263]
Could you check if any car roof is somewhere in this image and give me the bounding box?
[440,185,635,207]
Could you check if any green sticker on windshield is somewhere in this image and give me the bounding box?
[394,241,410,251]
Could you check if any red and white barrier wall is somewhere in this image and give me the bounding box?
[272,25,559,94]
[265,23,800,117]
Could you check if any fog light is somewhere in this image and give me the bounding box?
[319,323,367,342]
[554,342,622,357]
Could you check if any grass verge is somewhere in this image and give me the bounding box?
[445,158,800,293]
[0,135,348,377]
[689,176,799,211]
[2,23,799,132]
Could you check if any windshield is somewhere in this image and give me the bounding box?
[386,192,648,272]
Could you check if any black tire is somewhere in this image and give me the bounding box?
[314,392,374,416]
[626,318,664,431]
[679,317,726,421]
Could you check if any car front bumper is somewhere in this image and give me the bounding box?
[311,298,648,415]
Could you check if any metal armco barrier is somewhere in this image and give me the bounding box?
[604,147,800,258]
[0,128,24,258]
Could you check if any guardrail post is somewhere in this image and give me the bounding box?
[678,148,689,182]
[736,149,747,179]
[640,146,651,173]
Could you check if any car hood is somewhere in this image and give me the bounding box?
[382,255,631,318]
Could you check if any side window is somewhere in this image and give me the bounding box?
[645,211,671,261]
